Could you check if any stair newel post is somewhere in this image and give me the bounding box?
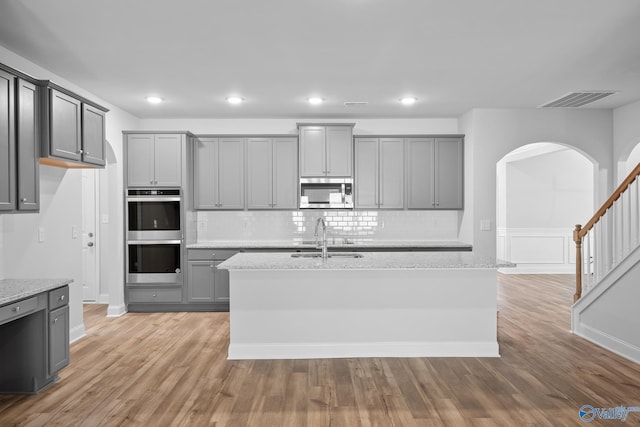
[573,224,583,303]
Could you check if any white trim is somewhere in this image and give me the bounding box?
[573,324,640,365]
[107,303,127,317]
[497,227,575,274]
[69,324,86,344]
[98,293,110,304]
[228,341,500,360]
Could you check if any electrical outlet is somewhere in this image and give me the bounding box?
[72,225,79,239]
[38,227,45,242]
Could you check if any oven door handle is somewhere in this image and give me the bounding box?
[127,240,182,245]
[127,197,181,202]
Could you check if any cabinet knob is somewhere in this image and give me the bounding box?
[21,198,27,202]
[150,180,154,184]
[152,293,157,298]
[59,295,65,301]
[12,306,20,313]
[210,265,214,268]
[85,151,90,156]
[212,253,215,257]
[53,317,58,324]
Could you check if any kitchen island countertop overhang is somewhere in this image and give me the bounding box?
[219,252,513,360]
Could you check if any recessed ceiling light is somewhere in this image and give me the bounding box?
[307,97,324,105]
[226,96,244,104]
[400,97,418,105]
[145,96,164,104]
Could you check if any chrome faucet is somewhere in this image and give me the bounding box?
[314,217,328,259]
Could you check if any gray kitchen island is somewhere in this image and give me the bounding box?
[219,252,512,360]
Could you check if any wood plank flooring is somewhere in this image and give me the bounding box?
[1,274,639,426]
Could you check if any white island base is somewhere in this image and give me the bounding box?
[223,254,501,359]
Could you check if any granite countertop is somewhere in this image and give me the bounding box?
[218,252,514,270]
[187,239,473,250]
[0,279,74,306]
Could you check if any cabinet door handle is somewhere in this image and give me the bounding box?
[150,180,154,185]
[21,198,27,202]
[12,306,20,313]
[53,317,58,324]
[210,265,214,268]
[59,295,65,301]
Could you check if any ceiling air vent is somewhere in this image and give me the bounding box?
[344,101,368,107]
[539,91,617,108]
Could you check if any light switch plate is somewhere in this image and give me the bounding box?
[38,227,45,242]
[72,225,79,239]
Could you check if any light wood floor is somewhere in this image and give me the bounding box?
[1,274,639,426]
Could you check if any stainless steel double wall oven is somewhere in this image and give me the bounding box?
[126,189,183,284]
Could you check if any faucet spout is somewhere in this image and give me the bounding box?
[314,217,328,259]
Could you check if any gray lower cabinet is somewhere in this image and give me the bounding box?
[406,137,463,209]
[187,249,236,308]
[0,284,69,394]
[127,288,183,303]
[247,137,298,209]
[126,133,183,187]
[48,305,69,375]
[355,138,404,209]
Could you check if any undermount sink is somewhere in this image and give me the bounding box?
[291,252,364,259]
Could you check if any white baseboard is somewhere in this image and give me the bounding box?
[69,324,86,344]
[228,341,500,360]
[107,303,127,317]
[574,324,640,365]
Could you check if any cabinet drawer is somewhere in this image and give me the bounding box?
[128,288,182,303]
[0,296,39,324]
[48,286,69,310]
[188,249,238,261]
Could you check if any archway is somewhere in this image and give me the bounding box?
[497,143,596,274]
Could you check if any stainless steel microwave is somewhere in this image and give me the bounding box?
[300,178,353,209]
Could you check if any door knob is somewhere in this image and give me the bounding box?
[87,242,94,247]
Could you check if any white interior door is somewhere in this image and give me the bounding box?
[82,169,100,302]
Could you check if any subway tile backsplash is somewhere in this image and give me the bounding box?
[196,210,460,241]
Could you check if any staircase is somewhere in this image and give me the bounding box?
[572,163,640,364]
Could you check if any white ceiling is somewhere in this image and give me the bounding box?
[1,0,640,119]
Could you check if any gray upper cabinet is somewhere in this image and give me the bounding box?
[0,69,16,212]
[299,124,353,177]
[355,138,403,209]
[49,89,82,161]
[194,137,244,209]
[40,83,108,168]
[326,126,353,177]
[17,79,40,211]
[247,137,297,209]
[81,104,106,166]
[126,133,182,187]
[406,137,463,210]
[354,138,378,209]
[379,138,404,209]
[434,137,463,209]
[0,67,40,213]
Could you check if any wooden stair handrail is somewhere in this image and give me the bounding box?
[578,162,640,239]
[573,161,640,302]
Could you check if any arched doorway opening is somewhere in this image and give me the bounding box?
[497,143,596,274]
